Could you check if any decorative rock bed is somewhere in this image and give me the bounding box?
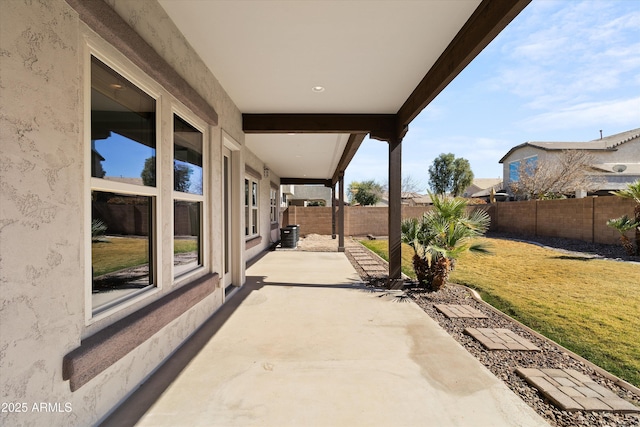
[410,285,640,427]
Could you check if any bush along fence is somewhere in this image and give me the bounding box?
[282,196,636,246]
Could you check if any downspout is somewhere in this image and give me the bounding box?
[332,184,336,239]
[338,172,345,252]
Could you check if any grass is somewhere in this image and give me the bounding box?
[92,236,197,276]
[360,238,640,387]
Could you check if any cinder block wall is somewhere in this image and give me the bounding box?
[536,198,594,241]
[284,197,635,245]
[347,207,389,235]
[285,206,334,235]
[593,197,636,245]
[493,201,536,235]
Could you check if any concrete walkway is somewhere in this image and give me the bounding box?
[102,251,548,427]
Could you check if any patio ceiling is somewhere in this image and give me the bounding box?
[158,0,530,185]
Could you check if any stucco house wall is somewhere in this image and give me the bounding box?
[0,1,277,425]
[501,131,640,195]
[244,147,281,261]
[501,146,550,191]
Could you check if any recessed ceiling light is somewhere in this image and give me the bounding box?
[311,86,325,93]
[109,83,124,90]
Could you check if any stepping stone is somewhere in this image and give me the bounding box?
[516,368,639,413]
[435,304,488,319]
[357,260,381,266]
[464,328,540,351]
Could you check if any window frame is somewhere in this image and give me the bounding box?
[244,176,260,239]
[509,155,538,184]
[270,185,278,224]
[171,108,208,280]
[85,46,164,323]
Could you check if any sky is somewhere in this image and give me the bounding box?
[344,0,640,192]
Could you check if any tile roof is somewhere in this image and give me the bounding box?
[499,128,640,163]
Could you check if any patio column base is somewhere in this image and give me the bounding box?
[387,278,404,290]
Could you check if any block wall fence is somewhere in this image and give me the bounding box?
[282,197,636,245]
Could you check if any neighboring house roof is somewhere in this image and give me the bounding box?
[377,192,434,206]
[463,178,502,197]
[471,184,504,198]
[499,128,640,163]
[411,195,434,205]
[591,163,640,174]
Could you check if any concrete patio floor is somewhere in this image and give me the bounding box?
[101,251,548,427]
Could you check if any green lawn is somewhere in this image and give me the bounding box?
[360,238,640,387]
[92,236,197,276]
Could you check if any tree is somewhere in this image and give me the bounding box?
[509,150,600,200]
[451,157,474,197]
[401,194,491,291]
[141,156,192,191]
[347,180,384,206]
[609,180,640,255]
[428,153,474,196]
[174,163,193,193]
[383,175,425,194]
[428,153,454,195]
[141,156,156,186]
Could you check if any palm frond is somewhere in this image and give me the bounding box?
[610,180,640,203]
[607,215,639,234]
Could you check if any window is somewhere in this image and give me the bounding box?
[89,53,209,318]
[509,156,538,183]
[90,55,157,314]
[525,156,538,173]
[245,177,259,237]
[270,186,278,223]
[509,161,520,183]
[173,115,204,277]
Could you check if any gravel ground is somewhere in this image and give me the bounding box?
[409,285,640,427]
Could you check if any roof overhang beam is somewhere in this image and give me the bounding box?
[331,133,367,185]
[280,178,332,186]
[396,0,531,133]
[242,114,396,135]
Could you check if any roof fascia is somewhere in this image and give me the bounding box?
[397,0,531,133]
[242,114,396,135]
[65,0,218,126]
[498,142,535,163]
[331,133,367,186]
[280,178,332,186]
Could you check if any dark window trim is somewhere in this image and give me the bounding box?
[245,235,262,250]
[245,165,262,181]
[66,0,217,126]
[63,273,218,391]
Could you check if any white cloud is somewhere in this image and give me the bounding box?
[487,1,640,111]
[521,97,640,131]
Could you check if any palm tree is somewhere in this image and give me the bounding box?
[606,215,638,256]
[610,180,640,255]
[401,194,491,291]
[401,217,435,287]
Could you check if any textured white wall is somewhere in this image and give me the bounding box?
[0,0,256,425]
